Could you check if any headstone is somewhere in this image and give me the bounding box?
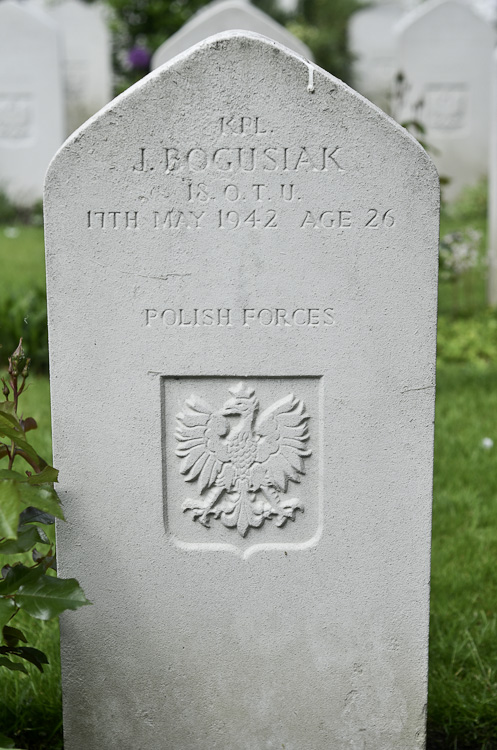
[45,31,439,749]
[152,0,312,68]
[393,0,495,200]
[0,0,64,205]
[46,0,112,136]
[488,49,497,305]
[349,3,408,110]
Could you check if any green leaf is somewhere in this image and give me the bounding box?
[2,625,27,647]
[0,526,49,555]
[0,564,44,596]
[0,731,16,748]
[0,656,27,673]
[26,466,58,485]
[0,411,21,432]
[0,599,15,630]
[20,507,55,526]
[15,575,91,620]
[0,470,26,482]
[0,481,20,540]
[0,428,39,463]
[1,646,48,672]
[17,484,64,520]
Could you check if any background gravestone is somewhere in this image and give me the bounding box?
[0,0,64,205]
[47,0,112,136]
[393,0,495,200]
[349,2,408,110]
[152,0,313,68]
[45,31,439,749]
[488,48,497,305]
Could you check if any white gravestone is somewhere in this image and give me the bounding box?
[47,0,112,136]
[152,0,312,68]
[45,31,439,749]
[488,49,497,305]
[349,3,408,111]
[394,0,495,201]
[0,0,64,205]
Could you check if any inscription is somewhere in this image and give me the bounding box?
[0,94,32,140]
[132,145,344,173]
[145,307,335,328]
[176,382,311,537]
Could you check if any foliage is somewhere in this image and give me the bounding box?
[106,0,362,92]
[437,311,497,369]
[0,342,90,750]
[439,228,483,283]
[0,290,48,375]
[0,192,43,229]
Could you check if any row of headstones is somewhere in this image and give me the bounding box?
[350,0,496,202]
[2,0,497,207]
[0,0,312,206]
[0,0,112,205]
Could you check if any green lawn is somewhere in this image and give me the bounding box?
[0,226,46,297]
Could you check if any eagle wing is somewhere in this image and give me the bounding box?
[175,395,230,492]
[253,394,311,491]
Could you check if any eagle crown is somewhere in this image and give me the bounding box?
[222,382,259,422]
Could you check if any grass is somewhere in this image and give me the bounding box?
[0,226,46,297]
[1,182,497,748]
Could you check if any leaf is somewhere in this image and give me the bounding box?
[2,626,27,647]
[19,507,55,526]
[17,484,64,520]
[20,417,37,433]
[0,732,16,748]
[0,564,44,596]
[0,656,27,674]
[26,466,58,485]
[0,481,20,540]
[15,576,91,620]
[0,411,22,432]
[0,599,15,630]
[0,525,49,555]
[0,470,26,482]
[1,646,48,673]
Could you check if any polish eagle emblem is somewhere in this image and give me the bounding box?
[175,382,311,537]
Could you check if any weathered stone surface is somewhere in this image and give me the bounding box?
[47,0,112,135]
[0,0,64,204]
[393,0,495,200]
[152,0,312,68]
[45,31,439,749]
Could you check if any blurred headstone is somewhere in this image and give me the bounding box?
[45,30,439,750]
[0,0,64,205]
[47,0,112,135]
[152,0,312,68]
[393,0,495,200]
[488,49,497,305]
[349,3,407,110]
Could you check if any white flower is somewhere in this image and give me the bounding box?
[481,437,494,449]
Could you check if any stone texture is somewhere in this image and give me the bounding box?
[393,0,495,200]
[0,0,64,205]
[45,31,439,750]
[47,0,112,135]
[152,0,312,68]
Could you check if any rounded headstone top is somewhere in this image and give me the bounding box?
[151,0,313,68]
[395,0,495,35]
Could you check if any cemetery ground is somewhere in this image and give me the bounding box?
[1,185,497,749]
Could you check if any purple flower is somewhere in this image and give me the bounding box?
[128,45,151,70]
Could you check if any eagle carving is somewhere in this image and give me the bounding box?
[175,382,311,537]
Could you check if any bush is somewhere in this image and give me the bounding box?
[0,290,48,374]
